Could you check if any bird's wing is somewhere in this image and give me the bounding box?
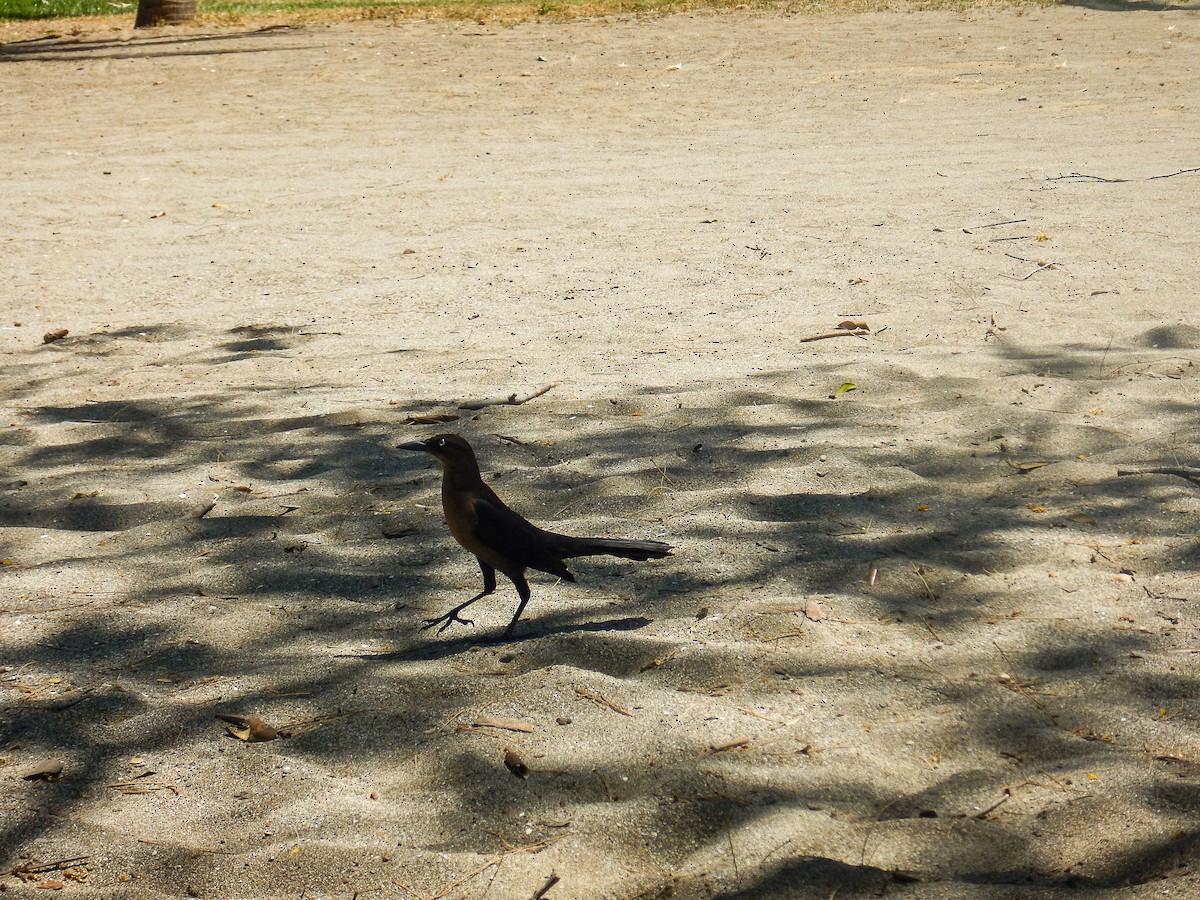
[471,492,575,580]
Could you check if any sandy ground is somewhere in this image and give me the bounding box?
[2,4,1200,897]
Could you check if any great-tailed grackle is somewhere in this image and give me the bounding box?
[399,434,672,638]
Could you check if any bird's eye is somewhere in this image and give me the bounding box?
[437,438,446,447]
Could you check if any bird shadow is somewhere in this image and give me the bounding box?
[361,615,656,661]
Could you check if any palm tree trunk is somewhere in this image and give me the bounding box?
[135,0,196,27]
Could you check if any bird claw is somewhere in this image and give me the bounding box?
[421,609,475,633]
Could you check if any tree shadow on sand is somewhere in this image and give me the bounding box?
[2,322,1198,895]
[0,26,303,61]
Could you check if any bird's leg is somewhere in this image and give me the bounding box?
[421,560,496,633]
[502,574,533,639]
[420,591,487,633]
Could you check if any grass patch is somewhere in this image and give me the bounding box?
[0,0,689,20]
[1,0,126,18]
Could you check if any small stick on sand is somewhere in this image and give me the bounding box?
[1011,261,1058,281]
[1148,167,1200,180]
[459,383,557,410]
[468,717,536,733]
[971,788,1012,819]
[975,218,1028,229]
[1117,464,1200,479]
[1046,172,1128,183]
[575,687,633,717]
[532,871,560,899]
[799,329,869,343]
[4,856,90,877]
[703,737,752,756]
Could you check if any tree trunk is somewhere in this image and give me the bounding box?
[135,0,196,27]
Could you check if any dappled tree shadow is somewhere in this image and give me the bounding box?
[2,320,1198,895]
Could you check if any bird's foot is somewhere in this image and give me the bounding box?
[420,607,475,633]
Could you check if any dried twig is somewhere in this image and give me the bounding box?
[426,858,502,900]
[1148,166,1200,180]
[758,838,797,871]
[467,717,536,734]
[971,788,1012,819]
[106,780,180,796]
[459,383,557,410]
[702,737,752,756]
[737,707,788,726]
[1024,262,1058,280]
[401,413,460,425]
[485,833,553,854]
[424,833,557,900]
[1000,261,1057,281]
[4,856,90,878]
[1046,172,1128,183]
[1117,464,1200,479]
[799,328,869,343]
[1049,167,1198,183]
[532,871,560,899]
[575,687,633,717]
[21,689,93,711]
[912,566,936,603]
[638,647,679,672]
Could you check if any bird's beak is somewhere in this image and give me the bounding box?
[397,441,432,453]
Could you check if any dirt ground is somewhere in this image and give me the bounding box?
[2,4,1200,897]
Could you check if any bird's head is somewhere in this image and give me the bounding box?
[397,433,479,470]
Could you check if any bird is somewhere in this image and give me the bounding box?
[398,433,672,638]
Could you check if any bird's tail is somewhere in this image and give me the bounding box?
[553,535,672,561]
